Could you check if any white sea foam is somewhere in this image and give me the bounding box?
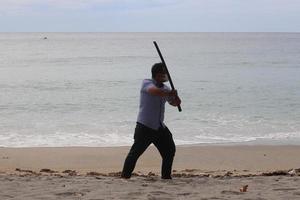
[1,130,300,147]
[192,131,300,144]
[0,131,133,147]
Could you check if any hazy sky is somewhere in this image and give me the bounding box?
[0,0,299,32]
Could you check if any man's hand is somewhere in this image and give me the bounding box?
[168,90,178,97]
[170,96,181,106]
[148,87,181,106]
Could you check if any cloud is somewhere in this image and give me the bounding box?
[0,0,105,14]
[0,0,181,15]
[1,0,299,31]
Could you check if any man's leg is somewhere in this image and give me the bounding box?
[121,124,152,178]
[153,126,176,179]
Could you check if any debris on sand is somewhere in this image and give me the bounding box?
[62,170,77,176]
[240,185,248,192]
[40,169,57,173]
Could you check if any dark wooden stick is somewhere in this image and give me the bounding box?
[153,41,182,112]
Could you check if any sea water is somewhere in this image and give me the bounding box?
[0,32,299,147]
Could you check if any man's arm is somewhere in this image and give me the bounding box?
[147,86,181,107]
[147,86,177,97]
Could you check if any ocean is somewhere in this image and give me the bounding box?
[0,32,299,147]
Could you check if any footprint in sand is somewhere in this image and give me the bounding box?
[177,192,191,196]
[273,188,298,191]
[2,195,14,198]
[221,190,243,195]
[150,190,169,195]
[293,192,300,195]
[55,191,84,197]
[147,194,172,200]
[88,199,105,200]
[89,199,105,200]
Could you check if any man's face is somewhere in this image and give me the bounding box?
[154,73,168,83]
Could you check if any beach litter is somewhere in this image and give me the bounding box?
[240,185,248,192]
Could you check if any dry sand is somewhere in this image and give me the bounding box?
[1,145,300,199]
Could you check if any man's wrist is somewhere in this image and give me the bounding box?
[165,91,171,97]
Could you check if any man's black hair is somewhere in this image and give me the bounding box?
[151,63,166,78]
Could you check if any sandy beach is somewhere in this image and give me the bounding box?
[1,145,300,199]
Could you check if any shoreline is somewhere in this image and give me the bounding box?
[2,136,300,149]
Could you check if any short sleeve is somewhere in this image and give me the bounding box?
[141,79,155,93]
[163,85,174,102]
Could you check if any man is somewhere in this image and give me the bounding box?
[121,62,181,179]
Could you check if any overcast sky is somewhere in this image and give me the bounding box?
[0,0,299,32]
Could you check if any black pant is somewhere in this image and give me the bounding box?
[121,123,176,179]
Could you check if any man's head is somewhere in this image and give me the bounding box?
[151,63,168,83]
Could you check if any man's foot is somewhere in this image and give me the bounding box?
[161,176,172,180]
[121,174,131,179]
